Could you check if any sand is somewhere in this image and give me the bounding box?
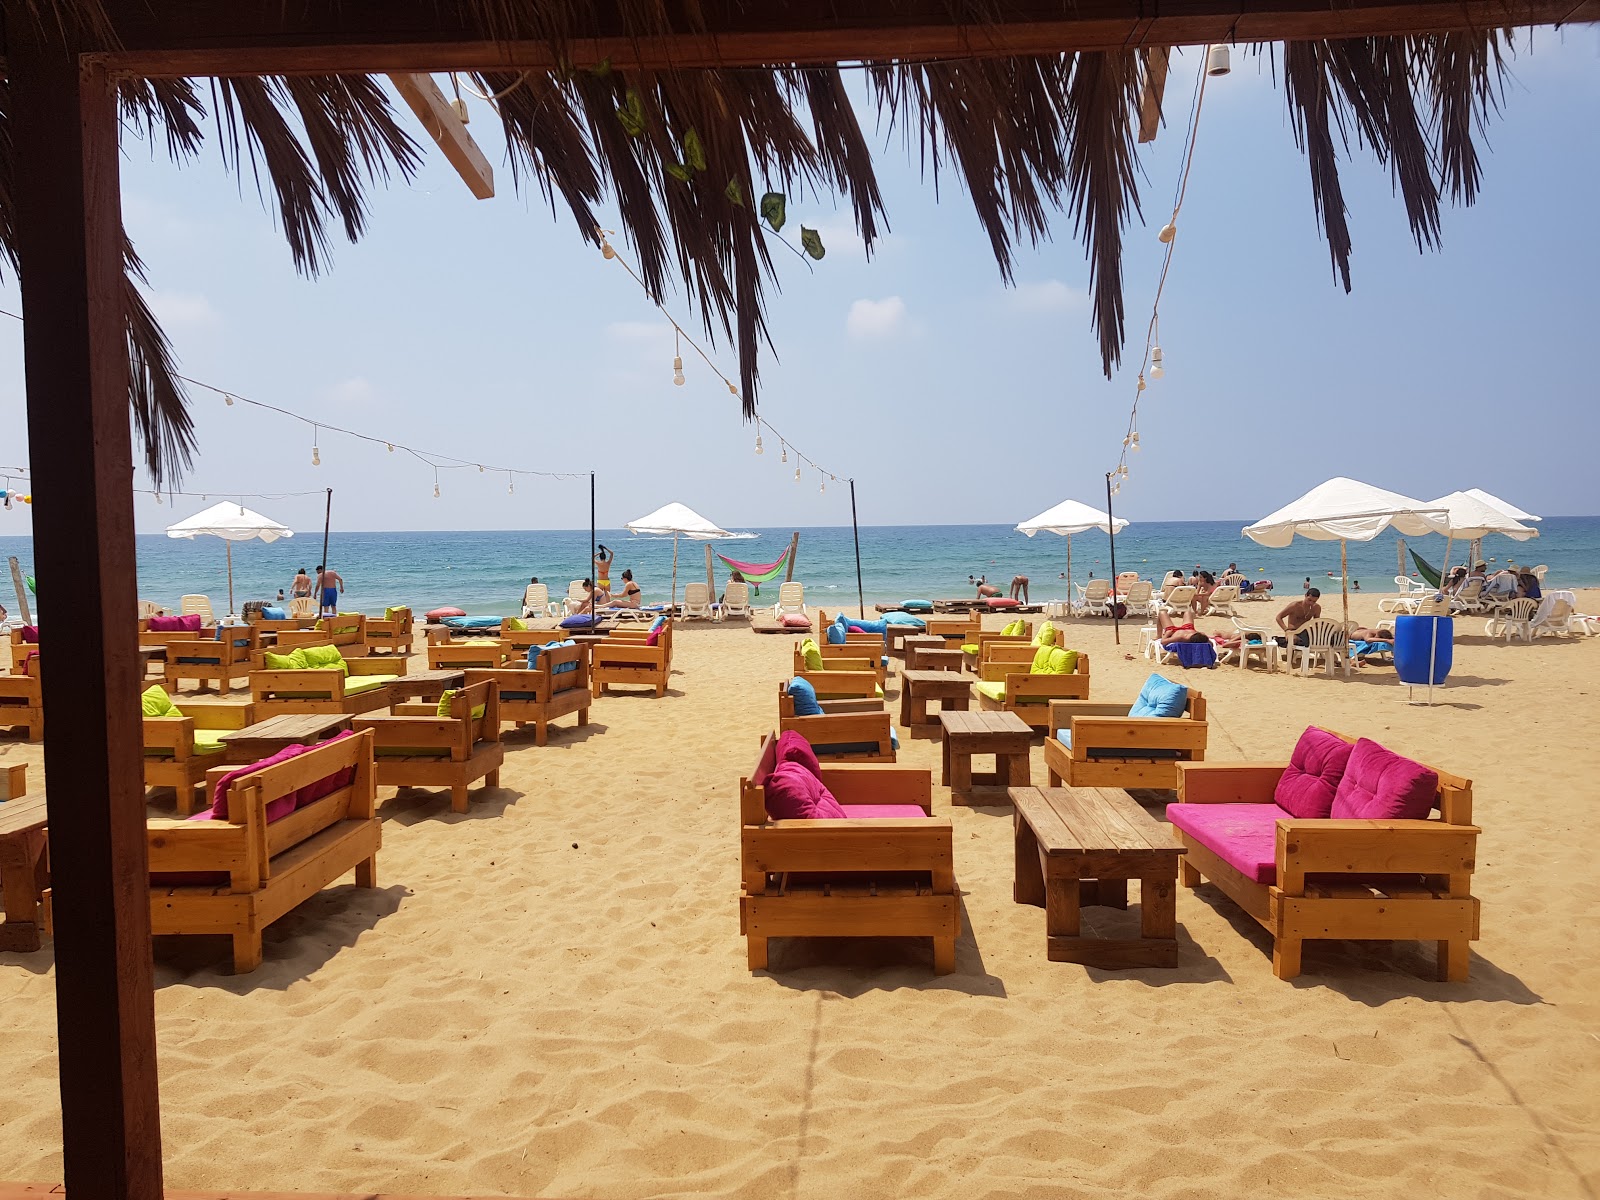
[2,591,1599,1198]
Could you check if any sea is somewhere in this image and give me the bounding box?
[2,519,1597,618]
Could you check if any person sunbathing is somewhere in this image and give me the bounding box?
[573,579,610,615]
[1155,610,1209,646]
[611,569,642,608]
[1191,570,1217,615]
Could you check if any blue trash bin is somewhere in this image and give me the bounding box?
[1394,614,1453,686]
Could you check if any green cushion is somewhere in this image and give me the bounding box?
[435,689,487,720]
[1031,647,1078,676]
[1033,620,1056,647]
[299,644,347,675]
[960,643,979,655]
[974,680,1006,702]
[504,616,527,632]
[384,606,405,622]
[141,684,180,717]
[461,637,500,646]
[263,648,310,671]
[192,729,227,754]
[345,675,398,696]
[801,637,823,671]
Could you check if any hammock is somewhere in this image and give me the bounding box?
[1409,549,1442,589]
[716,544,792,584]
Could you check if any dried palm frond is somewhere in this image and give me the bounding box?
[1284,41,1358,291]
[122,238,196,489]
[120,79,204,161]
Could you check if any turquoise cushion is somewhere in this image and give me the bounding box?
[786,677,823,716]
[1129,673,1188,718]
[528,639,580,672]
[850,618,888,635]
[901,600,934,612]
[260,606,287,620]
[825,623,848,645]
[444,615,502,630]
[883,611,926,628]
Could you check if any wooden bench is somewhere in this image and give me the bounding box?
[739,733,957,973]
[591,620,673,697]
[0,673,42,741]
[249,657,400,716]
[793,641,887,686]
[276,613,369,657]
[0,775,48,953]
[1044,691,1208,791]
[141,729,381,973]
[464,641,592,746]
[972,654,1092,731]
[427,639,510,670]
[777,684,896,761]
[961,627,1034,673]
[143,700,258,815]
[1171,732,1480,980]
[354,680,504,814]
[363,606,415,657]
[163,626,261,693]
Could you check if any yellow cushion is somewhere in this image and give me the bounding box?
[504,617,528,632]
[141,684,180,717]
[263,648,309,670]
[192,729,227,754]
[1033,620,1056,647]
[974,680,1006,703]
[299,644,347,674]
[435,689,487,720]
[801,637,823,671]
[345,675,397,696]
[1032,647,1078,676]
[960,643,979,655]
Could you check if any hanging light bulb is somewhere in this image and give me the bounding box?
[311,425,321,467]
[780,443,788,463]
[386,443,395,453]
[508,473,515,495]
[153,491,162,505]
[1130,432,1141,451]
[1150,345,1165,380]
[672,329,685,386]
[1206,44,1232,77]
[728,381,738,397]
[1122,434,1132,448]
[1158,222,1177,244]
[601,239,616,260]
[755,434,764,455]
[223,394,235,406]
[794,467,801,483]
[1137,374,1146,393]
[478,465,485,474]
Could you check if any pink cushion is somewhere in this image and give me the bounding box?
[1274,727,1354,819]
[645,623,663,647]
[1166,802,1287,885]
[426,607,466,620]
[147,614,196,631]
[985,598,1020,609]
[192,731,359,824]
[19,625,38,644]
[1330,738,1438,820]
[781,614,812,630]
[763,761,847,820]
[774,730,822,779]
[838,804,928,819]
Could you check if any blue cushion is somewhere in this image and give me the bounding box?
[883,611,926,628]
[849,618,887,635]
[786,677,823,716]
[529,639,580,671]
[901,600,934,612]
[559,614,599,629]
[1129,674,1188,718]
[825,623,848,645]
[260,606,287,620]
[649,615,667,634]
[445,615,502,630]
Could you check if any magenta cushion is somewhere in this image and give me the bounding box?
[781,613,812,630]
[839,804,928,819]
[774,730,822,780]
[985,598,1020,609]
[147,614,202,632]
[763,762,847,820]
[1274,727,1354,819]
[645,623,663,647]
[1330,738,1439,820]
[193,731,359,824]
[1166,802,1287,885]
[19,625,39,644]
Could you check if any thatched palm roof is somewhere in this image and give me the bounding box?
[2,2,1518,486]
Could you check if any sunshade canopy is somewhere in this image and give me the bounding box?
[1243,477,1449,548]
[1463,487,1542,524]
[1016,498,1129,538]
[625,502,734,540]
[165,501,294,543]
[1426,491,1539,541]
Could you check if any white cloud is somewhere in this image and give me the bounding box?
[846,296,909,340]
[1006,280,1084,314]
[146,290,220,330]
[322,376,376,407]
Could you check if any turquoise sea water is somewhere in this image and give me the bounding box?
[2,518,1596,617]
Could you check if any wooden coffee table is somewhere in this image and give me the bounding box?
[219,712,354,764]
[1010,785,1185,968]
[0,791,50,952]
[899,635,943,664]
[899,669,972,735]
[908,645,963,672]
[940,710,1032,805]
[390,669,465,702]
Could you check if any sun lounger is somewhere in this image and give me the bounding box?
[739,731,956,973]
[353,680,504,815]
[1169,727,1479,980]
[720,580,753,620]
[521,583,557,619]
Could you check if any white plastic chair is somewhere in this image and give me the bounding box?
[521,583,556,618]
[1485,597,1537,641]
[1203,585,1240,617]
[286,596,317,620]
[1159,586,1196,616]
[1075,579,1111,617]
[179,594,214,624]
[562,580,588,616]
[680,582,714,620]
[1122,580,1155,617]
[1220,618,1278,672]
[1287,617,1351,677]
[721,580,752,619]
[1448,578,1487,614]
[774,581,807,619]
[1529,595,1581,639]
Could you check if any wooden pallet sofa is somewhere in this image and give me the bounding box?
[960,619,1035,672]
[0,672,42,741]
[140,728,381,973]
[162,625,261,693]
[426,638,510,670]
[793,637,888,686]
[739,731,957,973]
[591,617,673,697]
[464,639,591,746]
[353,680,504,814]
[1169,726,1479,981]
[778,681,896,762]
[1044,675,1207,790]
[972,646,1091,731]
[276,612,369,657]
[363,606,415,657]
[141,685,256,815]
[249,645,400,715]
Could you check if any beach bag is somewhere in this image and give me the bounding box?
[1108,601,1128,619]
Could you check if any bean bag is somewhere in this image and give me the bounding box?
[426,607,466,621]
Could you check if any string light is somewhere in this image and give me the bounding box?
[754,434,764,455]
[223,394,234,406]
[672,328,685,386]
[780,443,788,463]
[433,467,441,499]
[794,467,801,482]
[311,426,321,467]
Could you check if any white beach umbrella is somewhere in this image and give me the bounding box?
[1463,488,1541,524]
[166,501,294,619]
[1016,498,1129,613]
[1427,491,1538,578]
[625,501,735,610]
[1243,477,1449,624]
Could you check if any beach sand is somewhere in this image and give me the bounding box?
[2,592,1599,1198]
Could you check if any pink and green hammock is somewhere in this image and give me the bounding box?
[716,544,792,584]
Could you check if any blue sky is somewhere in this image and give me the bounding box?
[1,35,1597,536]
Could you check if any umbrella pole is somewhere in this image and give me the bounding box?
[1105,473,1120,645]
[849,478,865,621]
[320,488,332,613]
[226,540,234,619]
[588,472,596,629]
[671,533,679,615]
[1341,540,1349,628]
[1065,534,1072,619]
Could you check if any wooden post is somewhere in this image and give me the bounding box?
[1397,537,1406,578]
[8,23,165,1198]
[784,532,800,582]
[704,542,715,610]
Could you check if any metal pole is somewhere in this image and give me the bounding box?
[1341,539,1349,628]
[225,540,234,618]
[849,479,865,620]
[319,487,332,615]
[1106,473,1121,645]
[589,472,597,628]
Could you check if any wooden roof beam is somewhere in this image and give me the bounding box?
[386,73,494,199]
[82,0,1600,78]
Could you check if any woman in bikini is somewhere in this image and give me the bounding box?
[1155,610,1209,646]
[612,569,642,608]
